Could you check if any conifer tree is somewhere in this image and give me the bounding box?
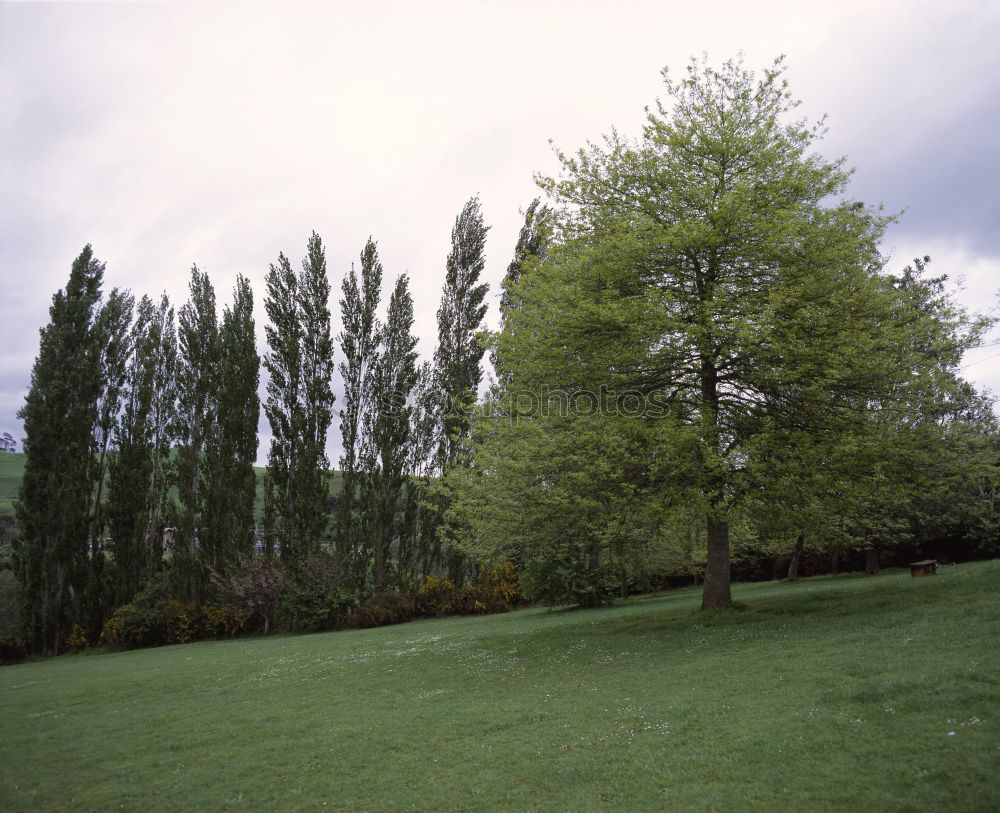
[15,246,107,653]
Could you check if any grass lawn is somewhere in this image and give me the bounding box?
[2,561,998,811]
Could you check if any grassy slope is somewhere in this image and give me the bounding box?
[253,466,344,521]
[2,562,998,812]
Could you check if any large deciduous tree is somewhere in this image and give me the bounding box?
[488,56,982,608]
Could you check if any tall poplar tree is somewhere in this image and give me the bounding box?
[15,245,106,653]
[336,238,382,582]
[203,275,259,573]
[142,296,178,582]
[173,266,220,598]
[430,197,490,581]
[107,295,158,604]
[263,252,300,558]
[362,273,418,590]
[493,198,552,385]
[434,196,490,470]
[402,362,441,578]
[107,294,177,604]
[264,233,335,561]
[83,288,135,628]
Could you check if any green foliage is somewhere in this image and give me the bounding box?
[494,197,552,381]
[451,55,994,609]
[522,555,620,608]
[99,598,248,650]
[345,591,417,629]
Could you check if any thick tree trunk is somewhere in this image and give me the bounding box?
[865,547,880,575]
[787,531,805,581]
[701,514,732,609]
[831,552,840,575]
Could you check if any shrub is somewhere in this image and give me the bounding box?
[0,569,26,664]
[475,562,522,606]
[66,623,89,652]
[522,555,618,608]
[411,565,520,618]
[201,603,248,638]
[98,568,249,651]
[100,600,170,649]
[413,575,460,617]
[280,551,354,632]
[211,552,286,634]
[346,592,417,629]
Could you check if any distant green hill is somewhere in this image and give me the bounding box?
[0,452,344,522]
[0,453,25,518]
[253,466,344,520]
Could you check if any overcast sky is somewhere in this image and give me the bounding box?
[2,0,998,465]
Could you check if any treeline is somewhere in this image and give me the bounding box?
[5,56,999,658]
[8,197,500,656]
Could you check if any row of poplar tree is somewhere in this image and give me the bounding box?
[15,197,499,654]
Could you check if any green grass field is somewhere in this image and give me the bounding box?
[0,453,25,518]
[2,561,997,811]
